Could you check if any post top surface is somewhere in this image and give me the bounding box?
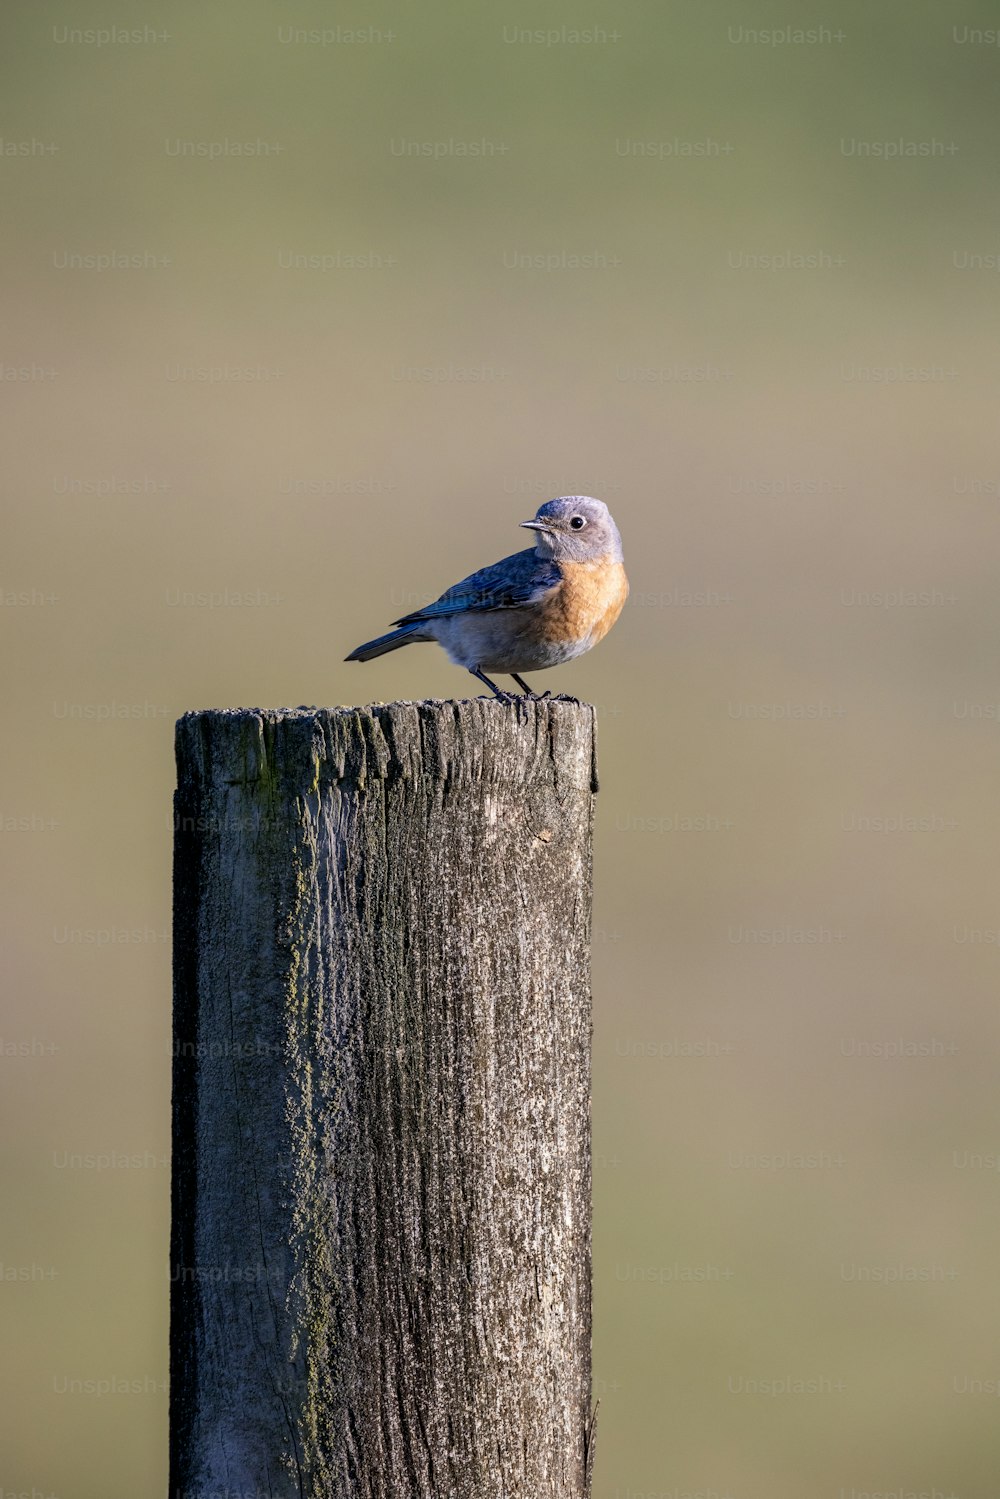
[177,695,592,723]
[174,697,599,794]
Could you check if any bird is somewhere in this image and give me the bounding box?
[345,495,627,698]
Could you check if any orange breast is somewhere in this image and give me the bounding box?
[543,558,629,645]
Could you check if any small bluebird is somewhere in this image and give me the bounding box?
[345,495,628,697]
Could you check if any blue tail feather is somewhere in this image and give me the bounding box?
[344,622,427,663]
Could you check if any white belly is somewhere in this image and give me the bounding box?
[428,612,590,673]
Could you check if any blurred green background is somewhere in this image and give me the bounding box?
[4,0,1000,1493]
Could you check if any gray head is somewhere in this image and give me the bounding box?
[520,495,623,563]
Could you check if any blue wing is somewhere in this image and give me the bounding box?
[392,548,561,626]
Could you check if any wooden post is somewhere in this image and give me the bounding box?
[170,700,598,1499]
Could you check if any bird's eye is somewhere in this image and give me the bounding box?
[570,515,586,530]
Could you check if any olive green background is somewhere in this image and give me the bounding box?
[3,2,1000,1494]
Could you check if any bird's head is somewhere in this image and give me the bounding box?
[520,495,623,563]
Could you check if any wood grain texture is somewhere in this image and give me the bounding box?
[170,698,598,1499]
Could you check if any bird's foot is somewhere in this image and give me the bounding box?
[509,673,552,702]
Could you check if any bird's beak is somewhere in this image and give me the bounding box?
[520,520,552,533]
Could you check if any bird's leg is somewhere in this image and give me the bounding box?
[509,674,554,695]
[469,666,511,699]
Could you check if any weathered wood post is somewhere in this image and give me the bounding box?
[170,700,598,1498]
